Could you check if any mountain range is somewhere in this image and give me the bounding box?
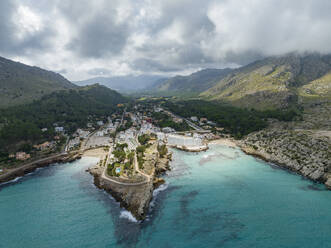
[153,53,331,109]
[74,75,166,93]
[1,53,330,111]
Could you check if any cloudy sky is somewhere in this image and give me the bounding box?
[1,0,331,81]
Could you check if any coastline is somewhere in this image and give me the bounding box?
[0,152,81,184]
[87,144,171,221]
[239,144,331,188]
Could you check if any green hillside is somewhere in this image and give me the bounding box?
[0,56,76,108]
[0,84,127,153]
[201,53,331,109]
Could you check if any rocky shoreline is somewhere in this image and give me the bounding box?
[88,149,171,221]
[0,152,81,184]
[238,129,331,188]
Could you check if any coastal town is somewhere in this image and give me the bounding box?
[2,98,330,220]
[84,104,224,220]
[0,101,227,219]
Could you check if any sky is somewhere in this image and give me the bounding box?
[0,0,331,81]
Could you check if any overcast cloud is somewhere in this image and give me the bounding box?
[0,0,330,80]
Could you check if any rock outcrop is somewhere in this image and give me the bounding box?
[88,165,154,220]
[239,128,331,186]
[88,148,172,220]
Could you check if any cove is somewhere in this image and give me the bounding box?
[1,144,331,248]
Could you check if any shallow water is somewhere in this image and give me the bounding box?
[1,145,331,247]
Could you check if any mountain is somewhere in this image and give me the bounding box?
[74,75,166,93]
[153,68,233,95]
[201,53,331,109]
[0,56,76,108]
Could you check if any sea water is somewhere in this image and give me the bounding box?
[1,144,331,248]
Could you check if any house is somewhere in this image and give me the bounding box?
[41,128,48,132]
[16,152,31,161]
[96,131,105,137]
[55,126,64,132]
[200,118,208,123]
[97,121,104,126]
[33,141,53,151]
[154,107,162,112]
[190,116,198,122]
[173,117,183,123]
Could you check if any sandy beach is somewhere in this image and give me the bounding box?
[82,148,108,159]
[208,138,238,148]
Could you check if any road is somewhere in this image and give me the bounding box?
[163,108,203,131]
[119,107,127,127]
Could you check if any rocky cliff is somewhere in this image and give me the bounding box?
[88,147,171,220]
[239,128,331,187]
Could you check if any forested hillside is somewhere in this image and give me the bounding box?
[0,84,126,153]
[163,100,301,138]
[0,56,76,108]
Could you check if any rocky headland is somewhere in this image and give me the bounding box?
[88,144,171,221]
[239,128,331,187]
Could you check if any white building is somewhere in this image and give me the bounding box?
[167,134,203,147]
[55,126,64,132]
[190,116,198,122]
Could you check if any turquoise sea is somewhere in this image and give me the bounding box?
[1,144,331,248]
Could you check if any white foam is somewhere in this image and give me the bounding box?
[153,182,169,197]
[150,182,169,209]
[0,176,22,186]
[119,210,138,223]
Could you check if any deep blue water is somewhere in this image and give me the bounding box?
[1,144,331,248]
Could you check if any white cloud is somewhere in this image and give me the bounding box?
[1,0,331,81]
[15,5,43,40]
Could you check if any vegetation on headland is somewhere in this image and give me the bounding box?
[163,100,301,138]
[108,143,134,177]
[138,134,150,145]
[136,145,148,169]
[157,144,168,158]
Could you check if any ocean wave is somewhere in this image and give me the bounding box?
[153,182,169,198]
[119,210,138,223]
[150,183,169,209]
[0,176,22,186]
